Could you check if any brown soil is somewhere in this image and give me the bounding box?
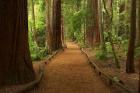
[27,42,114,93]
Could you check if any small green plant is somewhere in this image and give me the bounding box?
[30,46,48,61]
[95,49,107,60]
[135,47,140,58]
[105,42,112,53]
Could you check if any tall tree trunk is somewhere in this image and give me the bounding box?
[103,0,120,68]
[86,0,94,47]
[93,0,100,45]
[136,0,140,46]
[52,0,62,50]
[98,0,106,51]
[0,0,35,86]
[138,0,140,93]
[126,0,137,73]
[46,0,53,53]
[61,16,65,47]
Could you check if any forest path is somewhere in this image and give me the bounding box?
[29,42,113,93]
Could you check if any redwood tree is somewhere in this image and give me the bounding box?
[138,0,140,91]
[46,0,53,53]
[47,0,63,52]
[93,0,100,45]
[126,0,137,73]
[0,0,35,86]
[52,0,62,50]
[86,0,94,47]
[136,0,140,46]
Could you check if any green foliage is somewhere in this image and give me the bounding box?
[63,0,87,46]
[95,49,107,60]
[30,44,47,61]
[28,0,47,61]
[105,42,112,53]
[135,47,140,58]
[29,31,48,61]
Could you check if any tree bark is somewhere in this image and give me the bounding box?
[93,0,100,45]
[46,0,53,53]
[52,0,62,51]
[61,16,65,47]
[98,0,106,51]
[136,0,140,46]
[86,0,94,47]
[126,0,137,73]
[102,0,120,68]
[138,0,140,91]
[0,0,35,86]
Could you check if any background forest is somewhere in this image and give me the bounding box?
[28,0,140,69]
[27,0,139,92]
[28,0,47,60]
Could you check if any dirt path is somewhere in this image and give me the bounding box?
[28,42,113,93]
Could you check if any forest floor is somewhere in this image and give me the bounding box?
[83,47,139,93]
[27,42,116,93]
[0,42,137,93]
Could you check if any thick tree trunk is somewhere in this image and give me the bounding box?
[85,0,100,47]
[52,0,62,51]
[55,0,62,49]
[47,0,63,52]
[0,0,35,86]
[126,0,137,73]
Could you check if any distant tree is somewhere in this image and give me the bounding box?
[93,0,100,45]
[136,0,140,46]
[98,0,106,51]
[52,0,63,50]
[46,0,53,53]
[31,0,36,37]
[86,0,94,46]
[126,0,137,73]
[47,0,63,52]
[103,0,120,68]
[138,0,140,92]
[0,0,35,86]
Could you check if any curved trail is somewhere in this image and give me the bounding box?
[29,42,113,93]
